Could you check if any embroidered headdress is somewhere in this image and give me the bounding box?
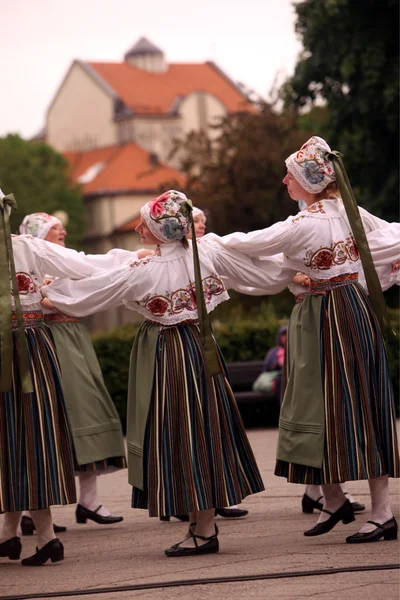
[285,136,336,194]
[141,190,192,243]
[19,212,62,239]
[192,207,206,222]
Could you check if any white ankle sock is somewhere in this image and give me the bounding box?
[0,511,22,542]
[317,484,346,524]
[359,475,393,533]
[340,482,356,504]
[78,472,111,517]
[29,509,55,549]
[305,485,323,501]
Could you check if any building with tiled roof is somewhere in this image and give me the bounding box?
[41,37,256,329]
[46,36,255,164]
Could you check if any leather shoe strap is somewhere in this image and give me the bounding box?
[367,520,384,528]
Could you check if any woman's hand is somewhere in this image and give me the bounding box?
[40,297,56,310]
[292,273,310,287]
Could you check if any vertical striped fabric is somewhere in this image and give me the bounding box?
[275,282,400,484]
[0,322,76,512]
[132,323,264,516]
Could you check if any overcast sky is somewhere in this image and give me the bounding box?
[2,0,302,139]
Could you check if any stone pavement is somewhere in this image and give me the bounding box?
[0,428,399,600]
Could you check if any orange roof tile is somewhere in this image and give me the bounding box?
[87,61,255,115]
[64,144,185,196]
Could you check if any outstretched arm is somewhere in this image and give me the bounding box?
[200,238,295,294]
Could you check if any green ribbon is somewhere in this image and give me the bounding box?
[0,194,33,393]
[186,199,221,377]
[325,151,391,336]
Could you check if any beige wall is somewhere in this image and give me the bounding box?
[180,92,227,137]
[118,117,181,164]
[84,193,152,241]
[47,62,117,152]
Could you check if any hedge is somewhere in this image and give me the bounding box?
[92,307,399,431]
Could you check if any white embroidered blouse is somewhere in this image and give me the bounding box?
[10,235,136,312]
[205,199,400,290]
[43,239,295,324]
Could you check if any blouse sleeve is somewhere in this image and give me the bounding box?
[201,238,295,294]
[27,237,104,279]
[357,225,400,291]
[221,277,269,296]
[203,217,294,258]
[78,248,139,269]
[42,264,137,317]
[359,206,395,233]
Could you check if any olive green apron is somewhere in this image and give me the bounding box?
[276,295,325,468]
[126,321,159,490]
[49,321,126,466]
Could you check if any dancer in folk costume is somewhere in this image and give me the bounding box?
[43,190,294,556]
[205,136,400,543]
[0,193,113,566]
[19,213,127,532]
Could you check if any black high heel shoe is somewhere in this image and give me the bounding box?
[21,515,67,536]
[0,537,22,560]
[165,525,219,557]
[75,504,123,525]
[304,500,355,536]
[302,494,324,514]
[159,514,190,522]
[21,538,64,566]
[346,517,398,543]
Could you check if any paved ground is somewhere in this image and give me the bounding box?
[0,428,399,600]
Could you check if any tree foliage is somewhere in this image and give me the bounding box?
[284,0,399,221]
[0,135,84,248]
[172,103,306,234]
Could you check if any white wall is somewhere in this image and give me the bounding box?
[47,62,117,152]
[180,92,227,137]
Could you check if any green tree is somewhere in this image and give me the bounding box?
[173,103,305,235]
[284,0,399,221]
[0,134,84,248]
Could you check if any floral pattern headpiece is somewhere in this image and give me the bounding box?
[19,212,62,239]
[285,136,336,194]
[141,190,192,243]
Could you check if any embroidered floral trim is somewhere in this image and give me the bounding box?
[304,235,360,270]
[142,276,225,317]
[307,201,326,214]
[12,271,38,295]
[128,255,156,269]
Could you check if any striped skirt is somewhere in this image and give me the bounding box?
[132,323,264,516]
[0,315,76,513]
[275,282,400,484]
